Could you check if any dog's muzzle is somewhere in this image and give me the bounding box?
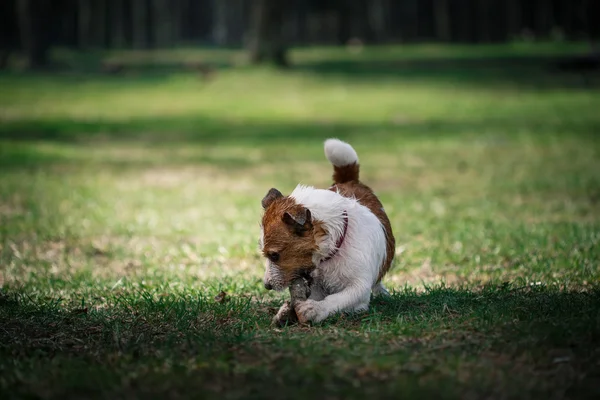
[263,261,285,291]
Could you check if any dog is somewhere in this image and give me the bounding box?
[259,138,395,323]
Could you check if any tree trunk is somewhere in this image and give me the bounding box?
[110,0,126,48]
[349,0,371,42]
[132,0,149,49]
[402,0,419,42]
[434,0,451,42]
[248,0,288,67]
[78,0,92,48]
[152,0,173,48]
[212,0,228,45]
[337,2,352,44]
[369,0,388,43]
[171,0,182,45]
[475,0,491,43]
[16,0,50,69]
[0,0,16,68]
[288,0,306,46]
[94,0,107,48]
[455,0,474,42]
[535,0,554,38]
[506,0,522,40]
[230,0,246,46]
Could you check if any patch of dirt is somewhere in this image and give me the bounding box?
[0,203,24,217]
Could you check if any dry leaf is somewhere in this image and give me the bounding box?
[214,290,228,303]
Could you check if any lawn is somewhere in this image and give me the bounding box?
[1,43,599,399]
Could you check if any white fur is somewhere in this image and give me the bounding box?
[262,139,392,323]
[324,138,359,167]
[289,185,388,323]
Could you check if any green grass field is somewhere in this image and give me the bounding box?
[1,43,599,399]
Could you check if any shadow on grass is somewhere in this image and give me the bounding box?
[292,54,600,89]
[7,55,599,91]
[1,284,599,398]
[1,111,597,170]
[5,47,599,92]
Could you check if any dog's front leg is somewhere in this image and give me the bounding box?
[307,280,326,301]
[294,284,371,323]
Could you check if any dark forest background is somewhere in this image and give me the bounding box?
[2,0,599,69]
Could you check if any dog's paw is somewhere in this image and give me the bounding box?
[271,301,297,327]
[294,299,329,324]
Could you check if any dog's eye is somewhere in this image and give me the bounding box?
[267,251,280,262]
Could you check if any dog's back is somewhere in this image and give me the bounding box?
[324,139,395,281]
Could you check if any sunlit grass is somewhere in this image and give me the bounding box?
[1,43,599,399]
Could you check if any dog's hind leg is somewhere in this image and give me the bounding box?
[372,282,390,297]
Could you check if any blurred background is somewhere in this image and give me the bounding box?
[0,0,599,288]
[1,0,599,70]
[2,3,600,397]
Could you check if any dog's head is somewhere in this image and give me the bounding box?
[259,188,319,291]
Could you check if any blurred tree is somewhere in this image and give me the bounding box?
[475,0,492,43]
[172,0,184,46]
[212,0,231,46]
[78,0,109,49]
[77,0,92,48]
[3,0,600,67]
[506,0,522,39]
[16,0,50,68]
[109,0,126,48]
[248,0,288,67]
[434,0,450,42]
[94,0,108,48]
[401,0,419,41]
[152,0,174,47]
[0,0,17,68]
[535,0,554,37]
[132,0,149,49]
[454,0,475,42]
[369,0,388,43]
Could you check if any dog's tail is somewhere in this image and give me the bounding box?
[324,138,360,184]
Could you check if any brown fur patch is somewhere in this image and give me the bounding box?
[333,163,360,184]
[261,154,395,286]
[330,182,396,282]
[261,197,319,283]
[262,188,283,209]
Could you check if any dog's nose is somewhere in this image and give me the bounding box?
[264,282,273,290]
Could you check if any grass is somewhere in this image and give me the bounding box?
[1,42,600,399]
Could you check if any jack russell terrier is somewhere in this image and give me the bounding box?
[260,138,395,323]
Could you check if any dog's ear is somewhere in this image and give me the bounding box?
[283,208,312,235]
[262,188,283,209]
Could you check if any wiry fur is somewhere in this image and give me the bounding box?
[324,139,359,167]
[260,138,395,323]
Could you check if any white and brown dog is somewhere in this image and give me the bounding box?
[260,139,395,323]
